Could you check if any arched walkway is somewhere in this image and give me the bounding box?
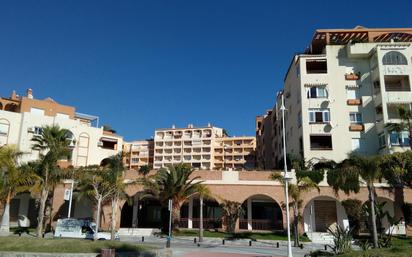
[303,196,349,234]
[9,193,39,228]
[360,197,402,235]
[240,194,283,231]
[180,197,222,230]
[120,194,162,229]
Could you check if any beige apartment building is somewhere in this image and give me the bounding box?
[123,140,154,170]
[258,26,412,167]
[153,125,256,170]
[213,136,256,170]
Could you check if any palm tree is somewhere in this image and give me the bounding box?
[329,155,381,248]
[386,106,412,147]
[0,145,37,233]
[101,153,128,241]
[76,165,116,241]
[31,125,73,237]
[271,171,319,247]
[220,200,244,234]
[196,185,211,243]
[138,165,151,177]
[142,163,203,233]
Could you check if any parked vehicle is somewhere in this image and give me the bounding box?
[54,218,119,240]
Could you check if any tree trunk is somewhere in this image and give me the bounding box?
[110,197,118,241]
[199,197,204,242]
[36,188,49,238]
[95,196,102,241]
[172,203,181,233]
[369,185,379,248]
[293,203,300,247]
[0,193,11,234]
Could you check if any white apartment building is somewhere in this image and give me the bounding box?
[123,139,154,170]
[0,89,124,167]
[153,124,224,169]
[275,27,412,165]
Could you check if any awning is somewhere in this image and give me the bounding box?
[100,137,118,143]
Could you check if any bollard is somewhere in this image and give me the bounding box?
[194,238,197,243]
[300,244,303,249]
[276,242,279,248]
[324,245,327,251]
[166,237,171,248]
[142,236,144,242]
[222,239,225,245]
[197,243,200,247]
[249,240,252,246]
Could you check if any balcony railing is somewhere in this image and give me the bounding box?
[239,219,282,231]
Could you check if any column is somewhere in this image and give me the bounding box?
[247,198,252,231]
[132,197,139,228]
[188,197,193,229]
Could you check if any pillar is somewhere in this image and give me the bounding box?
[247,198,252,231]
[188,197,193,229]
[132,197,139,228]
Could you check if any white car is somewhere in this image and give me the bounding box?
[54,218,119,240]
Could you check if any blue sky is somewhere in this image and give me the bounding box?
[0,0,411,140]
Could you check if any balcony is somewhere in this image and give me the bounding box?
[349,124,365,132]
[345,72,361,81]
[347,99,362,105]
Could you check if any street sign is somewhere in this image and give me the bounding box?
[64,189,71,201]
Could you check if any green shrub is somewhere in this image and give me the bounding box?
[296,170,324,184]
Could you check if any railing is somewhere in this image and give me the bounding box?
[179,218,222,229]
[239,219,282,231]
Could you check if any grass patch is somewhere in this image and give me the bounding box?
[0,236,151,253]
[174,229,309,242]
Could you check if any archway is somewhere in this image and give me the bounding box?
[360,197,402,235]
[240,194,283,231]
[303,196,349,234]
[120,194,162,229]
[9,193,39,228]
[4,103,18,112]
[180,197,222,230]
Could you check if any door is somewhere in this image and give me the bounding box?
[314,200,337,232]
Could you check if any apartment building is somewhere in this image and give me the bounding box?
[153,124,224,170]
[0,89,124,166]
[255,109,278,170]
[213,136,256,170]
[153,125,256,170]
[263,27,412,166]
[123,139,154,170]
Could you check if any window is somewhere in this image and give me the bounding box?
[310,135,333,150]
[351,138,360,151]
[309,109,330,123]
[131,158,139,163]
[100,137,118,150]
[297,112,302,127]
[390,131,410,146]
[34,126,44,135]
[378,133,386,148]
[346,88,358,99]
[296,67,300,78]
[0,123,8,136]
[349,112,362,124]
[382,51,408,65]
[56,113,70,119]
[306,59,327,74]
[307,86,328,98]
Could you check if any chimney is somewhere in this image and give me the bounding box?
[207,123,211,127]
[172,124,175,129]
[11,90,17,100]
[27,88,33,99]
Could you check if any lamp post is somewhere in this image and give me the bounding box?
[67,180,74,218]
[280,93,293,257]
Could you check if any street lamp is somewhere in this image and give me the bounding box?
[280,93,293,257]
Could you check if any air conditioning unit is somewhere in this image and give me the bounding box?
[27,127,35,133]
[97,141,103,147]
